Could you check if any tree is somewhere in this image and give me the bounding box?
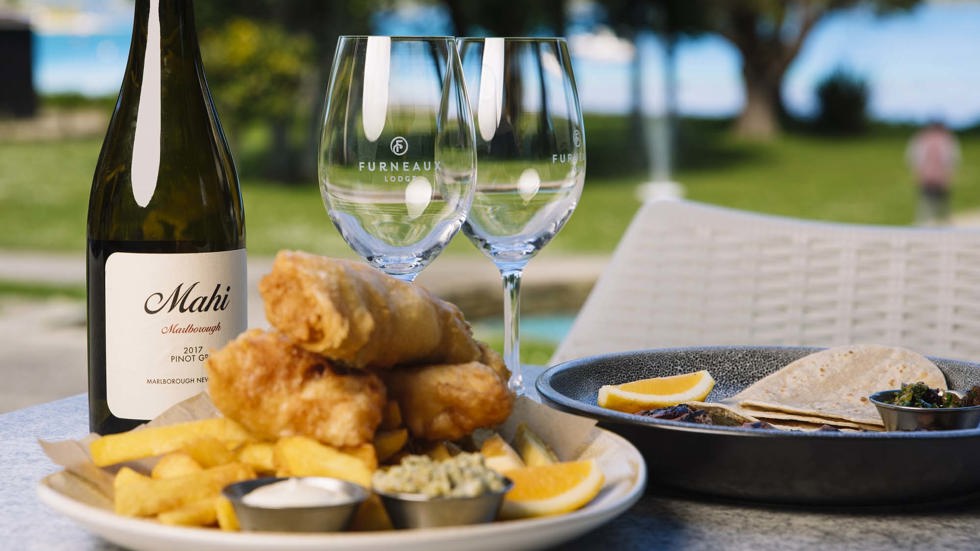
[195,1,379,181]
[815,67,870,134]
[700,0,919,139]
[200,19,313,179]
[440,0,568,36]
[600,0,919,140]
[597,0,708,178]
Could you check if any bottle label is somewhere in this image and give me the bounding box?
[104,249,247,420]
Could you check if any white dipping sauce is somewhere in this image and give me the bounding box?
[243,478,352,508]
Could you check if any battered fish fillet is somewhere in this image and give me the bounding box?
[259,251,482,370]
[382,344,513,441]
[205,329,385,447]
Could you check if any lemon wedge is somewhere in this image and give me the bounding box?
[597,370,715,413]
[500,460,605,519]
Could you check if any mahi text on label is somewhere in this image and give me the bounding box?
[144,282,232,314]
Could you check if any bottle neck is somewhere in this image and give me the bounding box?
[129,0,200,69]
[125,0,204,208]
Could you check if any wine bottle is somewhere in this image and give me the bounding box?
[87,0,246,434]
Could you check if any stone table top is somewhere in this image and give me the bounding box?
[6,394,980,550]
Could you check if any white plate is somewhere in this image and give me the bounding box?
[37,429,645,551]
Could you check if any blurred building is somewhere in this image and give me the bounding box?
[0,14,36,118]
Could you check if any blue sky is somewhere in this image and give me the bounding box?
[30,1,980,128]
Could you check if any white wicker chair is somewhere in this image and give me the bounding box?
[551,199,980,364]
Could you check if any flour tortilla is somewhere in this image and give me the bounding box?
[762,420,867,433]
[735,408,883,431]
[724,345,947,427]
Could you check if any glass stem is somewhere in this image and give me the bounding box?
[389,272,418,283]
[501,268,523,394]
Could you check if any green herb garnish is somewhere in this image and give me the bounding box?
[889,382,980,408]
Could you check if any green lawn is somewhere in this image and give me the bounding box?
[0,280,85,300]
[1,116,978,258]
[3,115,977,361]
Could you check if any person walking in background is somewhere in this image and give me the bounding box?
[906,120,960,226]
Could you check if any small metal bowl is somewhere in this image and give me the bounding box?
[869,390,980,431]
[375,478,514,529]
[222,477,368,532]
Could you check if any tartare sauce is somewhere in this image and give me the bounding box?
[373,452,507,498]
[242,478,354,508]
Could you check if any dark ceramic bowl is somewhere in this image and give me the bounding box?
[537,345,980,506]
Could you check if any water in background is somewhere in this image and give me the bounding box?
[35,33,130,95]
[472,314,575,345]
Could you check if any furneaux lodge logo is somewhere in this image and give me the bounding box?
[390,136,408,156]
[553,129,583,164]
[358,136,439,183]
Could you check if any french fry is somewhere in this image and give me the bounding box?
[423,441,453,461]
[157,497,218,527]
[273,436,373,488]
[237,442,276,475]
[114,463,255,517]
[90,418,253,467]
[181,436,236,468]
[340,443,378,471]
[373,429,408,463]
[480,433,526,473]
[113,467,152,513]
[151,452,203,479]
[513,423,559,467]
[349,494,393,531]
[380,400,402,430]
[215,496,240,531]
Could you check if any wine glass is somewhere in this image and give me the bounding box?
[319,36,476,281]
[458,38,586,393]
